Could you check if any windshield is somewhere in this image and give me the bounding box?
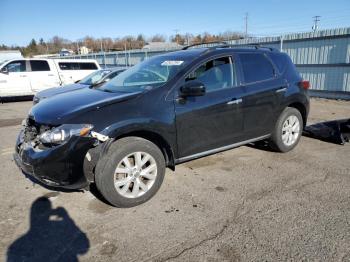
[79,70,111,85]
[100,56,189,93]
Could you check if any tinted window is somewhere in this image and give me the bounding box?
[4,60,26,72]
[268,53,301,81]
[185,56,236,92]
[30,60,50,71]
[240,53,275,83]
[80,63,98,70]
[269,53,291,74]
[59,62,79,70]
[58,62,97,70]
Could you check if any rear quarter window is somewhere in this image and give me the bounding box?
[80,63,98,70]
[239,53,275,83]
[267,53,288,74]
[58,62,98,70]
[268,53,301,81]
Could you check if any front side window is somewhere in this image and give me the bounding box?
[30,60,50,71]
[4,60,26,72]
[100,56,190,93]
[185,56,236,92]
[239,53,275,83]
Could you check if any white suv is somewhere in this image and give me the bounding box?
[0,58,100,98]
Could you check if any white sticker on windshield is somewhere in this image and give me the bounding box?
[161,60,184,66]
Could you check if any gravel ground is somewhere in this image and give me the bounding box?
[0,98,349,261]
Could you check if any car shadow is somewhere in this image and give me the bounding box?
[89,183,114,206]
[6,197,90,262]
[247,140,276,152]
[249,118,350,152]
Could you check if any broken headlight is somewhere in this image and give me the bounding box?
[39,124,93,144]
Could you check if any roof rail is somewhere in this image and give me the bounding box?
[182,42,279,52]
[182,41,228,50]
[230,44,279,52]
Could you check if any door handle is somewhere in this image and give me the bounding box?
[276,87,287,93]
[227,98,242,105]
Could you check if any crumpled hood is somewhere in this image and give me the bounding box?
[35,83,87,99]
[30,87,141,125]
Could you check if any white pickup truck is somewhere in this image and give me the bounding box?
[0,58,100,98]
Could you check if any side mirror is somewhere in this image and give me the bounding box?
[0,67,8,74]
[180,81,206,97]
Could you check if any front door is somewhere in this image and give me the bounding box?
[0,60,32,97]
[175,55,245,159]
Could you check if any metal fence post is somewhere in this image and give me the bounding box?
[280,35,284,52]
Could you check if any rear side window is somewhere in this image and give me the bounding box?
[58,62,97,70]
[239,53,275,83]
[30,60,50,71]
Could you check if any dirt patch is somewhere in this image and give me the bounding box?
[215,186,226,192]
[88,199,113,214]
[100,241,118,256]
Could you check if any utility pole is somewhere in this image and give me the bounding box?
[244,12,248,38]
[312,16,321,32]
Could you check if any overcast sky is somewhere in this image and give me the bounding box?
[0,0,349,46]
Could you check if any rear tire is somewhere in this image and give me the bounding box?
[269,107,303,153]
[95,137,165,207]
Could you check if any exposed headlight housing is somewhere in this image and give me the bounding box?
[39,124,93,144]
[33,96,40,105]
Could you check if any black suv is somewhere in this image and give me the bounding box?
[14,44,310,207]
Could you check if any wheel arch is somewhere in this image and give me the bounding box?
[113,130,176,171]
[287,102,307,127]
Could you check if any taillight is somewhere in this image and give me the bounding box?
[299,80,310,90]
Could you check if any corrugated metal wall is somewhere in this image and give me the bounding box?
[56,27,350,93]
[227,28,350,93]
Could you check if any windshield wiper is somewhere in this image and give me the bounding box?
[99,88,114,93]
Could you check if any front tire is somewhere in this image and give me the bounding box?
[269,107,303,152]
[95,137,165,207]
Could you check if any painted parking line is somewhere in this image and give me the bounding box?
[1,147,14,155]
[1,151,13,156]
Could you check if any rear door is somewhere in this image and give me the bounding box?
[0,60,32,97]
[28,60,61,92]
[238,52,286,139]
[175,55,245,159]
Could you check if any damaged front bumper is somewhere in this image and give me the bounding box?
[14,129,101,190]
